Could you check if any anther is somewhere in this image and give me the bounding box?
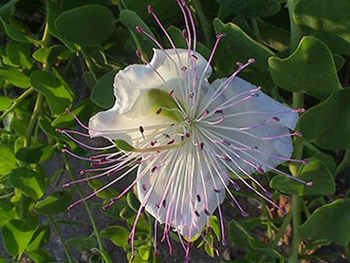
[272,116,280,122]
[213,188,220,193]
[139,126,144,134]
[162,199,166,207]
[181,66,187,71]
[168,139,175,145]
[200,142,204,150]
[156,108,162,114]
[185,132,190,137]
[204,209,210,216]
[216,33,225,39]
[195,211,200,217]
[136,49,142,58]
[151,166,157,173]
[196,194,201,202]
[257,167,265,174]
[142,184,147,191]
[136,26,143,34]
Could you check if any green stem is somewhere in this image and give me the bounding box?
[288,92,304,263]
[48,216,74,263]
[0,87,34,121]
[24,93,44,147]
[336,149,350,176]
[272,212,292,248]
[191,0,213,45]
[63,154,111,263]
[287,0,303,51]
[344,244,350,260]
[81,49,97,81]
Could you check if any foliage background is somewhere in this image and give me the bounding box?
[0,0,350,262]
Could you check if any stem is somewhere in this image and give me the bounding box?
[336,149,350,176]
[0,87,34,121]
[48,216,74,263]
[287,0,303,51]
[24,93,43,147]
[191,0,213,45]
[63,154,111,263]
[345,244,350,260]
[288,92,304,263]
[272,212,292,248]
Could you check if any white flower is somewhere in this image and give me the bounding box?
[58,1,310,259]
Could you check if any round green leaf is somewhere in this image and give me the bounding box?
[90,70,117,109]
[8,168,46,200]
[299,199,350,246]
[55,5,115,47]
[269,36,341,100]
[270,158,335,196]
[31,70,75,116]
[34,191,72,215]
[213,18,275,88]
[0,145,17,176]
[100,226,130,247]
[119,9,155,60]
[294,0,350,55]
[298,89,350,149]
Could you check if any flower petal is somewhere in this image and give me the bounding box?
[114,48,211,114]
[136,143,226,239]
[201,77,298,174]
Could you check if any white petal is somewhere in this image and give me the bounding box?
[208,77,298,129]
[202,77,298,174]
[88,91,173,143]
[114,48,211,114]
[136,143,226,239]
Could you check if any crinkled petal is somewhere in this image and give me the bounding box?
[114,48,210,114]
[136,143,226,239]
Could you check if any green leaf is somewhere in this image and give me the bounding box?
[299,199,350,246]
[67,236,97,251]
[101,226,130,247]
[0,0,20,18]
[2,217,38,256]
[32,45,68,65]
[34,191,72,215]
[90,69,117,109]
[56,5,115,47]
[269,36,341,100]
[27,249,56,263]
[88,179,119,200]
[119,9,155,60]
[0,68,30,89]
[0,96,12,111]
[270,158,335,196]
[0,17,40,45]
[27,225,50,252]
[209,216,221,241]
[213,18,274,88]
[298,89,350,149]
[138,245,151,261]
[294,0,350,55]
[218,0,280,20]
[228,219,281,258]
[51,100,96,129]
[123,0,181,25]
[6,42,33,69]
[167,26,211,59]
[0,145,17,176]
[31,70,75,116]
[47,0,76,51]
[16,144,54,164]
[0,200,17,227]
[8,167,46,200]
